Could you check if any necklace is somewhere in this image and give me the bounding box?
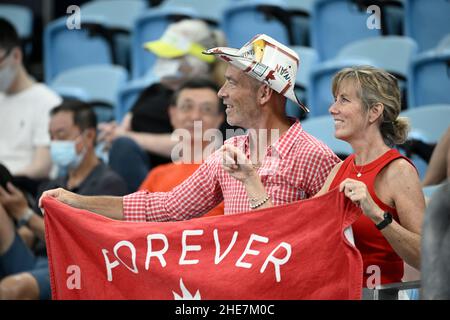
[352,160,363,178]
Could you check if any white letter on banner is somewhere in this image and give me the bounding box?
[179,230,204,265]
[260,242,292,282]
[101,241,138,282]
[145,234,169,269]
[236,234,269,269]
[213,229,238,264]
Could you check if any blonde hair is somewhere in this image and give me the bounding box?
[332,65,409,146]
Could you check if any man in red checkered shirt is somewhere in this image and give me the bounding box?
[40,34,340,221]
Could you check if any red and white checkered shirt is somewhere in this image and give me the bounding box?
[123,120,340,222]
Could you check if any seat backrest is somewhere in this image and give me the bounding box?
[338,36,418,77]
[302,115,353,157]
[50,64,128,109]
[400,104,450,143]
[311,0,382,61]
[44,17,114,83]
[0,4,33,39]
[408,50,450,108]
[161,0,227,24]
[405,0,450,52]
[221,0,291,48]
[131,7,197,79]
[80,0,147,30]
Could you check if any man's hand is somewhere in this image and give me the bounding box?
[221,145,257,183]
[0,182,29,220]
[38,188,79,213]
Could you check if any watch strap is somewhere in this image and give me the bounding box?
[376,212,393,230]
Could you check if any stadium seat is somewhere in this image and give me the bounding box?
[221,0,292,48]
[160,0,227,25]
[400,104,450,178]
[338,36,418,78]
[338,35,418,109]
[50,65,129,123]
[405,0,450,52]
[44,17,114,83]
[301,115,353,158]
[311,0,382,61]
[284,0,315,46]
[131,7,198,79]
[408,49,450,108]
[80,0,147,68]
[308,58,374,117]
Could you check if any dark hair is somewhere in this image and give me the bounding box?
[50,99,97,132]
[171,77,224,114]
[0,18,21,53]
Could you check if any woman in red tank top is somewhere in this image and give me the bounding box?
[222,66,425,288]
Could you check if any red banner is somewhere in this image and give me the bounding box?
[43,188,363,300]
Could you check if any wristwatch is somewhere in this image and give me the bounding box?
[376,212,393,230]
[16,208,34,228]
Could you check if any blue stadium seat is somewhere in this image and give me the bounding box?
[50,65,129,123]
[285,0,315,46]
[405,0,450,52]
[44,17,114,83]
[338,36,418,78]
[308,58,374,117]
[408,49,450,108]
[400,104,450,178]
[160,0,227,25]
[131,7,198,79]
[80,0,147,68]
[311,0,382,61]
[221,0,292,48]
[116,75,159,123]
[302,115,353,157]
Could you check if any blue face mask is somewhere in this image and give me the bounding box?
[50,140,84,174]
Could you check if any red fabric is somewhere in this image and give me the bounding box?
[139,163,224,217]
[123,120,340,222]
[329,149,414,285]
[43,188,363,300]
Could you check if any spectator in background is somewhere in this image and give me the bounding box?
[422,126,450,187]
[98,19,231,192]
[0,101,127,300]
[139,78,225,217]
[0,18,61,184]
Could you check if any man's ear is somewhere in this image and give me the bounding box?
[84,128,97,148]
[369,102,384,124]
[257,84,273,105]
[11,47,22,65]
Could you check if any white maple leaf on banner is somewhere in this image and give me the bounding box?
[172,278,201,300]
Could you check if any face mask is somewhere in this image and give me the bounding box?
[0,62,17,93]
[151,58,183,80]
[50,140,85,174]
